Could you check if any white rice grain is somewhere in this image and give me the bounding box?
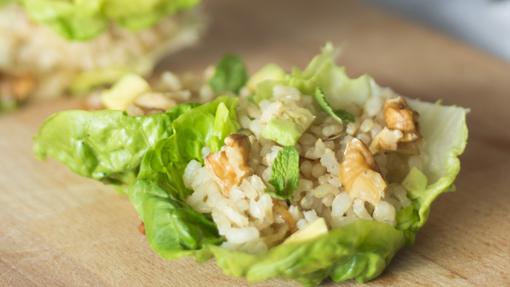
[352,199,372,220]
[364,94,383,117]
[346,121,359,135]
[240,115,251,129]
[321,194,335,207]
[199,84,214,102]
[311,162,326,178]
[183,160,202,189]
[360,118,374,133]
[289,205,303,221]
[225,227,260,244]
[300,160,313,178]
[299,133,316,146]
[320,148,339,174]
[161,71,182,91]
[373,201,396,225]
[322,124,342,138]
[331,192,352,218]
[303,210,319,223]
[312,184,337,198]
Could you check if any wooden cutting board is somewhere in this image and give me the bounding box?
[1,0,509,286]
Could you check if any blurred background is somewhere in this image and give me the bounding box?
[2,1,510,286]
[365,0,510,61]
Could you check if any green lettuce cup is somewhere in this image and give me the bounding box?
[0,0,204,112]
[34,44,468,286]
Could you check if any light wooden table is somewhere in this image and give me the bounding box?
[1,1,509,286]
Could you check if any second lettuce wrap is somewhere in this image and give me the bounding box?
[0,0,204,112]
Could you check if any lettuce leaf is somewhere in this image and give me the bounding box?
[128,179,222,259]
[208,220,405,286]
[247,64,286,91]
[18,0,200,40]
[137,96,239,199]
[314,88,354,123]
[34,96,238,258]
[0,0,13,7]
[396,101,468,242]
[33,104,195,185]
[288,43,372,114]
[128,96,239,257]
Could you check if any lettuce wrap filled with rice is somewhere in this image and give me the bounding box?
[0,0,203,112]
[33,44,468,286]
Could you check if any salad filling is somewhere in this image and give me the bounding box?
[0,1,203,112]
[34,44,468,286]
[183,74,422,253]
[85,68,217,114]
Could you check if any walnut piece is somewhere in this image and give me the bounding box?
[0,73,36,101]
[383,97,420,143]
[340,138,387,205]
[273,200,297,233]
[369,127,403,154]
[138,222,145,235]
[12,75,36,101]
[205,134,251,195]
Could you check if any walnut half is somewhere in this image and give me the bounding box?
[383,97,420,142]
[370,127,403,154]
[205,134,251,196]
[340,138,387,205]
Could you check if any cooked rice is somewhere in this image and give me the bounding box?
[183,81,421,253]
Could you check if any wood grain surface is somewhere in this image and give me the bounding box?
[1,0,510,286]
